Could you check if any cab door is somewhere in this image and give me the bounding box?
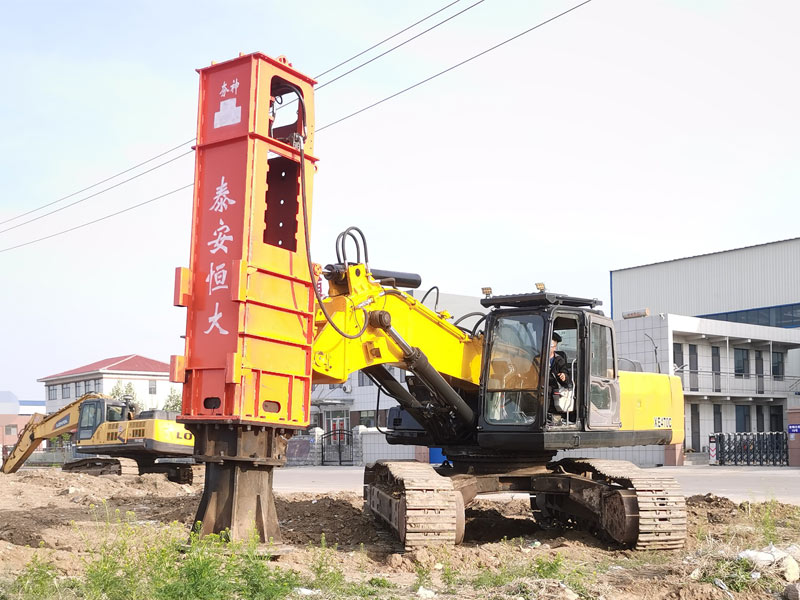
[586,315,621,430]
[77,400,104,440]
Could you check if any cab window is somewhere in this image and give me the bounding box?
[587,322,621,429]
[106,405,124,422]
[79,403,98,428]
[485,314,544,425]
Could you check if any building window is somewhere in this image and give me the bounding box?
[86,380,94,393]
[61,383,71,399]
[4,425,17,437]
[769,406,784,431]
[772,352,784,381]
[713,404,722,433]
[359,410,376,427]
[701,303,800,328]
[711,346,721,392]
[735,405,751,432]
[673,343,684,387]
[76,381,84,396]
[149,380,157,395]
[734,348,749,379]
[309,412,322,429]
[47,386,57,401]
[95,379,103,392]
[688,344,698,391]
[756,406,765,432]
[357,372,373,387]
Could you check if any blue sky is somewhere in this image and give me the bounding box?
[1,1,799,399]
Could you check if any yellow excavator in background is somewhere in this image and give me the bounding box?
[1,392,196,483]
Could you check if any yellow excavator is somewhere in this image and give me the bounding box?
[1,392,196,483]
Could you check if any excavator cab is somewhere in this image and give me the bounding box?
[76,397,128,441]
[478,293,621,437]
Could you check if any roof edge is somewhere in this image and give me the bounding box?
[611,236,800,273]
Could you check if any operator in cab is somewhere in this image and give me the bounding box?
[549,333,572,387]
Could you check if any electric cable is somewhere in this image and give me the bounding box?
[315,0,486,92]
[289,82,369,339]
[373,381,390,435]
[315,0,463,78]
[452,311,485,326]
[0,151,193,235]
[317,0,593,132]
[336,226,369,269]
[0,138,195,227]
[0,184,193,254]
[2,3,465,228]
[420,286,440,311]
[2,2,592,253]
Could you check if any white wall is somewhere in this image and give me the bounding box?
[360,427,417,463]
[45,375,180,413]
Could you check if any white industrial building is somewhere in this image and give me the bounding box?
[610,237,800,459]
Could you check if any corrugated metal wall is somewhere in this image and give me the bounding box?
[611,238,800,318]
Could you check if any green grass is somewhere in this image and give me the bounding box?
[472,554,566,588]
[469,554,593,598]
[1,515,301,600]
[701,557,781,594]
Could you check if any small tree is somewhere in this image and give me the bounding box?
[109,380,124,400]
[162,387,182,412]
[123,382,142,414]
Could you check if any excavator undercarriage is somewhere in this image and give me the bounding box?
[364,457,686,551]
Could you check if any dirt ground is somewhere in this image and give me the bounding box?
[1,468,799,599]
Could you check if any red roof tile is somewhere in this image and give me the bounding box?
[39,355,170,381]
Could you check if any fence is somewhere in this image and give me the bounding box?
[675,369,800,396]
[709,432,788,466]
[286,426,417,467]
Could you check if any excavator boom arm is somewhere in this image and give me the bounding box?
[1,393,107,474]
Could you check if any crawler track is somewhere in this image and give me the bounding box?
[62,457,139,476]
[552,458,687,550]
[364,461,463,549]
[365,458,686,551]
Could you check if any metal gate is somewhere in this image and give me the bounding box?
[321,429,353,465]
[709,432,788,466]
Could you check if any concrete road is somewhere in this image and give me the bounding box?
[274,464,800,505]
[649,465,800,504]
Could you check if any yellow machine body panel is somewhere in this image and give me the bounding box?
[618,371,685,444]
[88,418,194,454]
[312,266,483,386]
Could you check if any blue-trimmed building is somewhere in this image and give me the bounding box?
[610,237,800,456]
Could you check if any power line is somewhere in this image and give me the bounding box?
[314,0,463,79]
[1,2,592,253]
[0,150,194,235]
[0,184,194,254]
[316,0,486,91]
[318,0,593,132]
[3,3,471,229]
[0,138,195,227]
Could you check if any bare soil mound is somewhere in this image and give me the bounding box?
[2,469,799,598]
